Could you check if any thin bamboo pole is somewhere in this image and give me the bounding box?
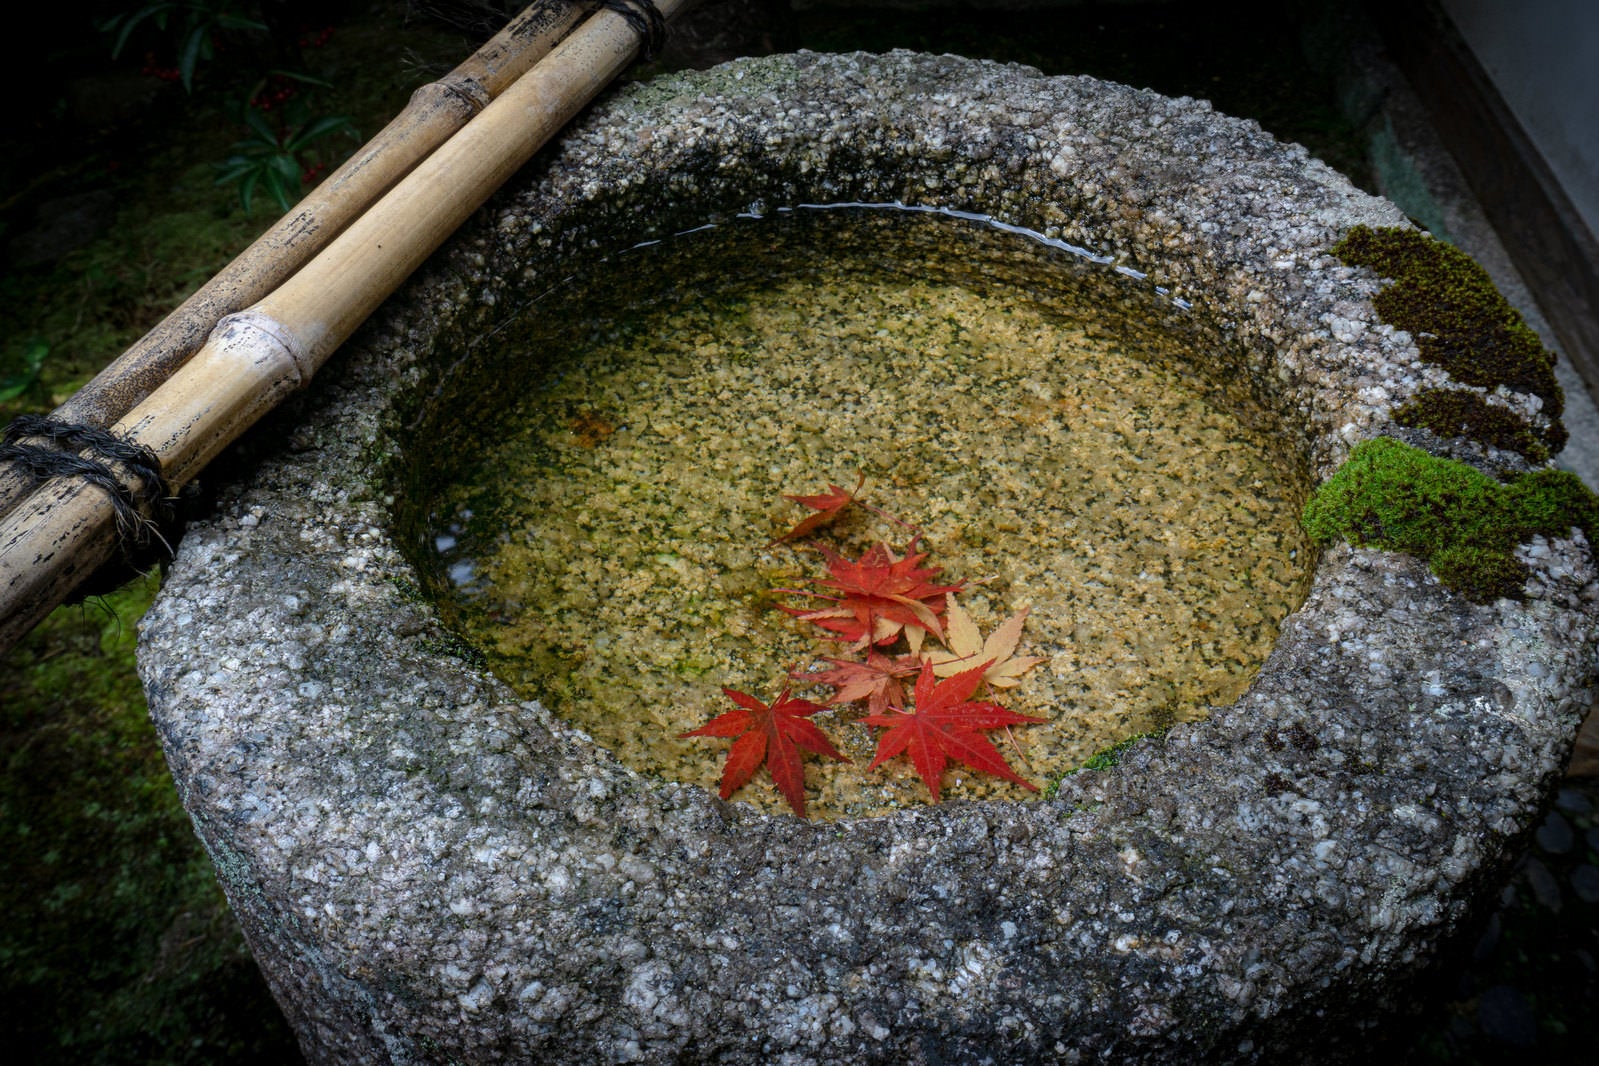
[0,0,595,521]
[0,0,688,653]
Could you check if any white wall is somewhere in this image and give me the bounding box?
[1440,0,1599,242]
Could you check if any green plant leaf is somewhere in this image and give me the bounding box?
[240,105,280,147]
[0,342,49,403]
[178,26,208,91]
[268,153,299,182]
[212,155,257,182]
[237,169,262,215]
[216,12,268,32]
[103,4,175,59]
[285,114,356,152]
[267,67,332,88]
[220,107,356,213]
[262,165,297,212]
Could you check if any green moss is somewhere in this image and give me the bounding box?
[1302,438,1598,601]
[1079,733,1151,772]
[1043,731,1160,798]
[1393,388,1554,462]
[388,575,426,604]
[1333,226,1565,435]
[1430,542,1529,602]
[416,631,488,670]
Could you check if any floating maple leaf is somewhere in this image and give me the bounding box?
[779,538,962,649]
[679,687,849,818]
[925,593,1045,689]
[768,471,865,546]
[795,650,922,716]
[861,661,1046,802]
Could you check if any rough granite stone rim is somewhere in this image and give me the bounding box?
[138,52,1597,1064]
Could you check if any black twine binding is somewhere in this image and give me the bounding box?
[600,0,668,61]
[1,414,174,553]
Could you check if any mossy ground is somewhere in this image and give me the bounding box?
[0,5,473,1062]
[0,575,297,1062]
[0,6,468,408]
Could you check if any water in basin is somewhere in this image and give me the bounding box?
[407,208,1313,819]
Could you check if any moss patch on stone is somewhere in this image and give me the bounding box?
[1042,731,1163,799]
[1302,438,1597,601]
[1394,388,1553,463]
[1332,225,1565,449]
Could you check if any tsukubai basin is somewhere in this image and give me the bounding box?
[139,53,1597,1063]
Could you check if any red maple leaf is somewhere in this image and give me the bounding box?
[768,471,865,546]
[794,649,922,716]
[779,538,962,649]
[679,687,849,818]
[861,660,1046,802]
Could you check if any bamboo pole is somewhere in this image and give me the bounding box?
[0,0,595,521]
[0,0,688,653]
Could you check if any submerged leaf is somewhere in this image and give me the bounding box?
[861,661,1047,802]
[925,593,1044,689]
[795,650,922,716]
[769,471,865,545]
[779,538,961,649]
[680,687,849,818]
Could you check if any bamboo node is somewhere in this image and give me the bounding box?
[436,74,495,115]
[217,310,316,387]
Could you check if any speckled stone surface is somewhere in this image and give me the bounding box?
[138,53,1598,1063]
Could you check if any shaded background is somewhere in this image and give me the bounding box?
[2,1,1594,1062]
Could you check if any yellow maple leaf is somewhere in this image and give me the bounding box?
[924,593,1044,688]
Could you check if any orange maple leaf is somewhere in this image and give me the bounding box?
[795,650,922,716]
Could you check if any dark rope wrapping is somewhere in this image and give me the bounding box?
[1,414,174,552]
[599,0,668,60]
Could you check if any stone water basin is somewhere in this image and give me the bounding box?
[138,52,1597,1063]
